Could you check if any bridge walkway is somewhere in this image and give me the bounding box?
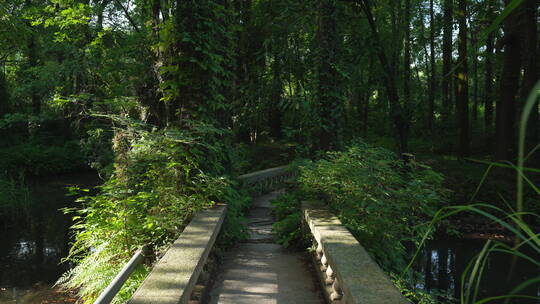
[208,191,324,304]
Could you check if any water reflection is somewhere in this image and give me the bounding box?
[0,172,98,296]
[416,239,540,303]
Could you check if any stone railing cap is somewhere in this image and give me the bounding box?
[237,165,289,182]
[129,205,226,304]
[303,201,408,304]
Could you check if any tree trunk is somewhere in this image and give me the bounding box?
[484,0,494,134]
[495,0,522,161]
[456,0,469,156]
[269,54,283,139]
[428,0,436,131]
[361,64,374,138]
[442,0,453,125]
[317,0,341,151]
[472,32,479,122]
[96,0,111,31]
[28,33,40,116]
[360,0,409,154]
[0,70,9,116]
[520,0,539,155]
[138,0,166,127]
[403,0,411,121]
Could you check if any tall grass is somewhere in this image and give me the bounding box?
[404,81,540,303]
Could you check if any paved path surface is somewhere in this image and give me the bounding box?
[208,191,323,304]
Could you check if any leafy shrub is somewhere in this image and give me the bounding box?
[79,127,114,177]
[271,192,303,248]
[57,119,250,303]
[275,141,448,272]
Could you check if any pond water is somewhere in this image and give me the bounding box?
[416,239,540,303]
[0,172,99,303]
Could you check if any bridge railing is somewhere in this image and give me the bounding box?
[128,205,226,304]
[238,165,295,195]
[302,201,408,304]
[94,246,149,304]
[89,165,292,304]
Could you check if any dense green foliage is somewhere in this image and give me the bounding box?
[57,120,250,302]
[274,142,449,271]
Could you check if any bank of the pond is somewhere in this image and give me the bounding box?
[0,172,99,303]
[415,239,540,303]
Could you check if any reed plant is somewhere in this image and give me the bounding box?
[404,81,540,303]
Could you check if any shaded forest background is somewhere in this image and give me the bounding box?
[1,0,537,159]
[1,0,538,212]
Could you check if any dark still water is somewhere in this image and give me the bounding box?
[0,172,99,303]
[416,239,540,303]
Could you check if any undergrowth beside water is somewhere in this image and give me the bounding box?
[272,140,449,303]
[57,118,250,303]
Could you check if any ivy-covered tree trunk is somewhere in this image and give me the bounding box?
[168,0,233,125]
[456,0,469,156]
[233,0,254,143]
[317,0,341,151]
[138,0,166,127]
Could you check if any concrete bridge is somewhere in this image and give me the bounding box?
[97,167,407,304]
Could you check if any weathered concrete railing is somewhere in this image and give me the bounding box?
[302,201,408,304]
[123,166,291,304]
[128,205,226,304]
[238,165,294,194]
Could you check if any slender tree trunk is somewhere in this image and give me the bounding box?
[390,4,399,85]
[495,0,522,160]
[360,0,409,154]
[472,30,479,122]
[484,1,494,133]
[403,0,411,121]
[269,54,283,139]
[362,90,369,137]
[428,0,436,131]
[28,34,40,116]
[362,63,374,138]
[317,0,341,151]
[456,0,469,156]
[96,0,111,31]
[0,70,8,116]
[520,0,539,154]
[442,0,453,125]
